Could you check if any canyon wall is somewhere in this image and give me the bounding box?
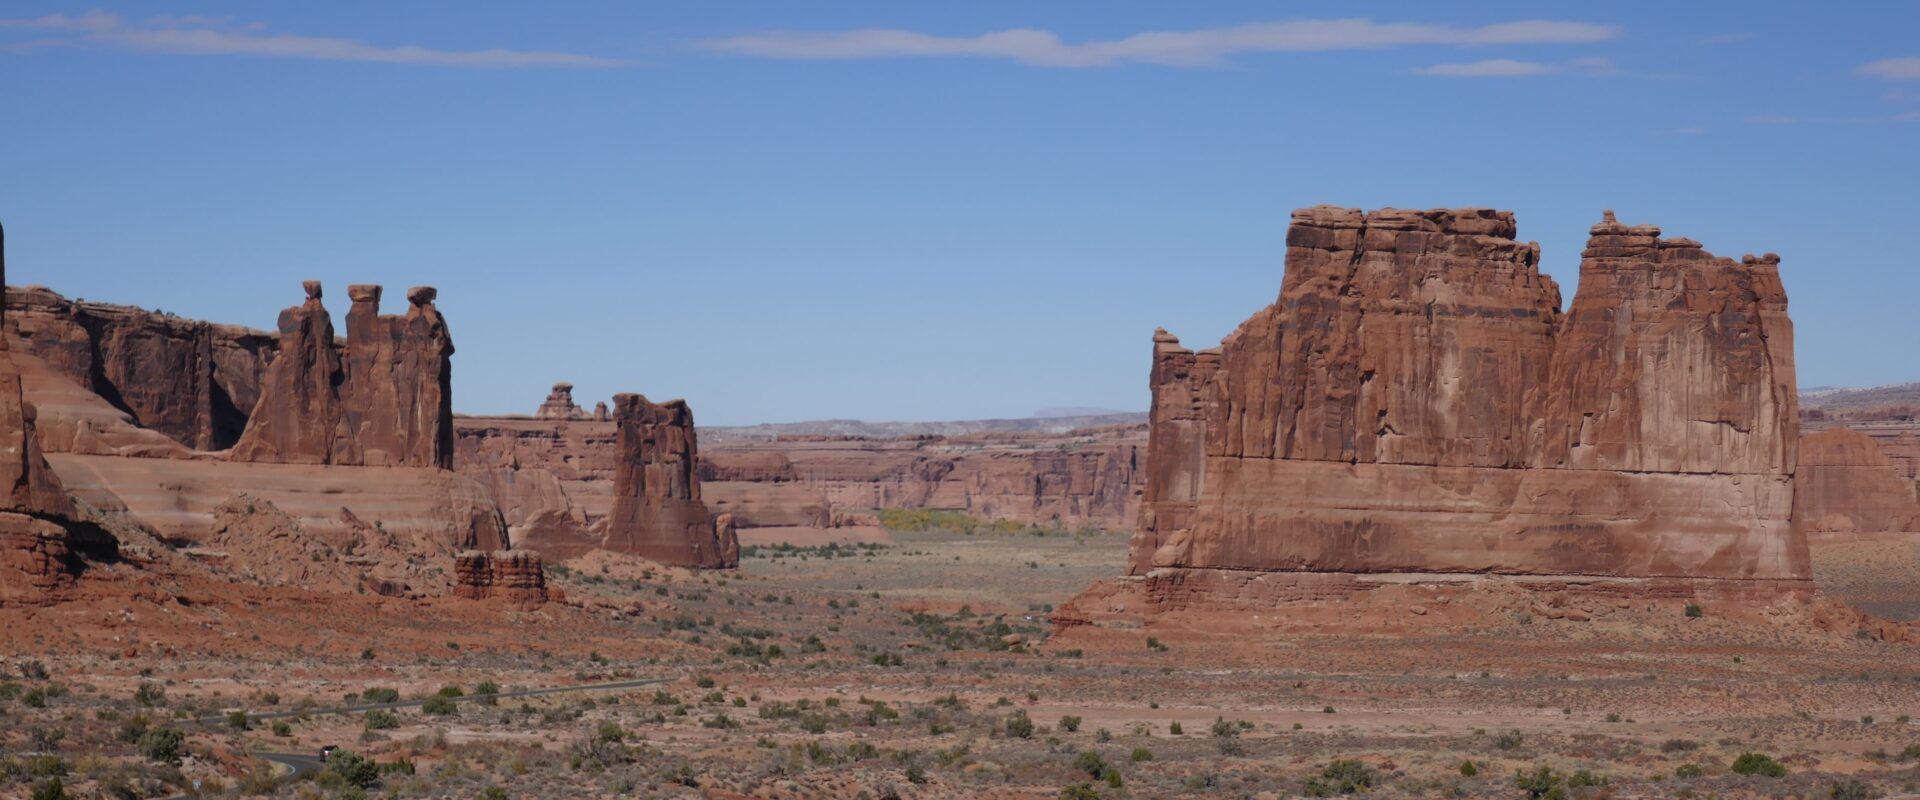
[1101,207,1808,611]
[1795,423,1920,539]
[4,286,276,451]
[455,412,1144,547]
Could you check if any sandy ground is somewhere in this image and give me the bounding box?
[3,532,1920,798]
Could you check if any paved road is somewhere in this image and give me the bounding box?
[253,751,325,780]
[201,677,670,727]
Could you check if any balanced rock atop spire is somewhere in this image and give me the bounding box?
[536,382,586,420]
[231,281,455,469]
[1101,206,1806,603]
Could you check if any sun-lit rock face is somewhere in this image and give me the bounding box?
[1124,207,1807,591]
[230,282,455,469]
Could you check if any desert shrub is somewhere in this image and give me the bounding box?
[18,660,48,680]
[1459,760,1478,777]
[1514,766,1564,799]
[29,777,64,800]
[132,682,165,708]
[323,750,380,788]
[362,688,400,703]
[1731,752,1786,777]
[1073,751,1111,780]
[1831,779,1874,800]
[422,695,457,715]
[1568,769,1606,787]
[1304,759,1377,796]
[478,787,508,800]
[1059,715,1082,733]
[1005,710,1035,739]
[1130,747,1153,762]
[1685,603,1704,618]
[1493,730,1524,750]
[474,681,501,705]
[272,720,292,737]
[1058,783,1102,800]
[1674,763,1704,779]
[365,709,401,730]
[1168,721,1183,735]
[137,728,183,764]
[436,685,464,698]
[1662,738,1699,753]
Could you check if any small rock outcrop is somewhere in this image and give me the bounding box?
[1072,207,1807,625]
[535,383,587,420]
[453,550,549,608]
[230,282,455,468]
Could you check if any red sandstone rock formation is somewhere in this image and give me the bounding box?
[1085,207,1808,619]
[455,410,1144,541]
[231,282,454,468]
[602,393,736,568]
[1795,427,1920,539]
[0,224,82,604]
[5,286,276,451]
[535,383,587,420]
[452,550,549,608]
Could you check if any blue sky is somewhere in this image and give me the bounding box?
[3,2,1916,424]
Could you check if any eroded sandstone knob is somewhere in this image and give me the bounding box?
[407,286,437,306]
[347,284,383,305]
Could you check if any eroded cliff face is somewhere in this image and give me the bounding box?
[5,286,276,451]
[231,282,455,468]
[601,394,736,568]
[1114,207,1808,602]
[0,229,84,604]
[1795,426,1920,539]
[455,413,1144,545]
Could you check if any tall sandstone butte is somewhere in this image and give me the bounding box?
[0,222,84,604]
[231,282,454,468]
[603,393,737,568]
[1116,207,1806,605]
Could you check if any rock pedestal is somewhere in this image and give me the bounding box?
[604,393,737,568]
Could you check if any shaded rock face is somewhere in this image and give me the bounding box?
[603,394,736,568]
[5,286,276,451]
[231,282,455,469]
[1125,207,1807,593]
[1795,427,1920,539]
[453,550,549,608]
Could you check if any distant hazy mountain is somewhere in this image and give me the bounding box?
[1800,382,1920,410]
[1031,406,1131,419]
[702,411,1146,440]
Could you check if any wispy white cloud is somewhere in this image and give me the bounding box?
[1744,114,1796,125]
[0,10,621,67]
[1700,32,1753,45]
[1414,58,1556,77]
[1672,126,1708,135]
[1414,56,1618,78]
[703,18,1620,68]
[1859,56,1920,80]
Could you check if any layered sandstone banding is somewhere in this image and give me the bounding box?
[5,286,276,451]
[231,282,455,468]
[455,405,1144,545]
[1079,207,1807,620]
[1795,426,1920,539]
[453,550,549,608]
[601,393,736,568]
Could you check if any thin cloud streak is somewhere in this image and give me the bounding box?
[0,10,621,67]
[1414,56,1618,78]
[704,18,1621,68]
[1859,56,1920,80]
